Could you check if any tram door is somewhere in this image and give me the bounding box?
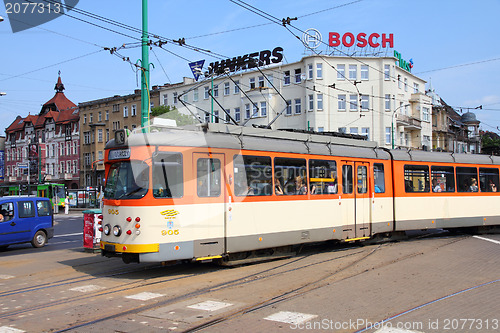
[340,161,371,239]
[355,162,371,237]
[193,153,226,257]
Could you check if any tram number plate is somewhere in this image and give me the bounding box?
[105,244,115,252]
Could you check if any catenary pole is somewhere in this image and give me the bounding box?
[141,0,150,130]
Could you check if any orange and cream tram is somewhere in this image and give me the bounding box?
[100,123,500,264]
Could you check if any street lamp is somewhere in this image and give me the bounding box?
[0,92,6,96]
[391,103,410,149]
[0,16,4,22]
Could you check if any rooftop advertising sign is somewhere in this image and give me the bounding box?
[208,47,284,75]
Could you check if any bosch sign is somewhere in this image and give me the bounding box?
[329,32,394,48]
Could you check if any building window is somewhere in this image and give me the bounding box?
[249,77,256,89]
[204,86,209,99]
[338,95,346,111]
[317,94,323,110]
[349,95,358,111]
[84,131,90,145]
[385,127,391,145]
[307,64,313,79]
[398,75,402,89]
[213,85,219,97]
[224,109,231,123]
[361,95,369,111]
[214,110,219,123]
[235,107,241,122]
[183,91,188,102]
[384,64,390,80]
[193,88,199,101]
[234,81,240,94]
[349,65,357,80]
[252,104,258,118]
[338,127,346,133]
[163,94,168,105]
[316,63,323,79]
[295,69,302,83]
[337,64,345,80]
[258,76,265,87]
[385,94,391,111]
[286,100,292,115]
[245,104,251,119]
[105,110,109,120]
[173,92,178,104]
[308,94,314,111]
[404,78,408,92]
[123,106,128,118]
[284,71,290,85]
[106,129,109,142]
[361,127,370,140]
[361,65,369,80]
[260,102,267,117]
[423,107,430,122]
[224,82,230,95]
[98,129,103,142]
[294,98,301,114]
[98,111,102,122]
[83,114,87,124]
[413,83,420,93]
[112,104,119,112]
[350,127,358,135]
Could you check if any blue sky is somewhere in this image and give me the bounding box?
[1,0,500,136]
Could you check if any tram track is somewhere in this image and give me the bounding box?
[0,234,469,332]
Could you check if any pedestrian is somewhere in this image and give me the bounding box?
[64,196,69,215]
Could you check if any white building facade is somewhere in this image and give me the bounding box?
[159,54,431,150]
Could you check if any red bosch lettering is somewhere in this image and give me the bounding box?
[356,33,367,47]
[368,33,380,47]
[343,32,355,47]
[329,32,341,47]
[382,33,394,48]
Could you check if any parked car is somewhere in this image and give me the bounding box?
[0,196,54,249]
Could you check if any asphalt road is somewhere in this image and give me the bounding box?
[0,220,498,333]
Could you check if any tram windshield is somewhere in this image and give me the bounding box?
[104,161,149,199]
[54,185,66,200]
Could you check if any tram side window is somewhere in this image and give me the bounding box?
[197,158,221,197]
[431,166,455,192]
[357,165,368,194]
[152,152,183,198]
[373,163,385,193]
[404,165,429,192]
[479,168,499,192]
[456,167,478,192]
[274,157,307,195]
[233,155,272,196]
[342,165,353,194]
[309,159,337,195]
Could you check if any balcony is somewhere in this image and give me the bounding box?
[396,114,421,130]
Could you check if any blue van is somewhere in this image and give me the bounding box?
[0,196,54,249]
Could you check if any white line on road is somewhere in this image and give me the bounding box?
[53,233,83,238]
[473,235,500,245]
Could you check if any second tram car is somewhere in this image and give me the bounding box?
[100,123,500,264]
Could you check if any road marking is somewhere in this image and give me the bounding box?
[53,233,82,238]
[473,235,500,245]
[264,311,317,325]
[0,326,25,333]
[69,285,105,293]
[187,300,233,312]
[126,292,163,301]
[0,275,14,280]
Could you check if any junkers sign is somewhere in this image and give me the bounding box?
[208,47,284,75]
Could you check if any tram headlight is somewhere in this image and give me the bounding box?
[113,225,122,237]
[103,224,111,235]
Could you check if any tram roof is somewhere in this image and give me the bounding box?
[107,123,389,160]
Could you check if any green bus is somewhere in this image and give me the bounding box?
[0,183,66,207]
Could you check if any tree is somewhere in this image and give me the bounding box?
[150,105,197,126]
[481,131,500,155]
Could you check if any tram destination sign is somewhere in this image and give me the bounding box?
[108,149,131,160]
